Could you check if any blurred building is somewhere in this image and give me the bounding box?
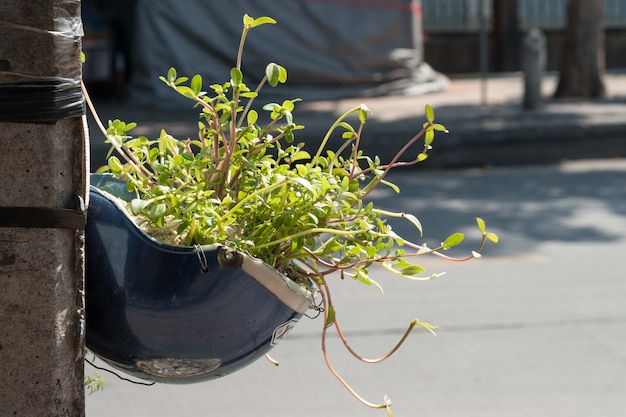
[423,0,626,73]
[82,0,626,100]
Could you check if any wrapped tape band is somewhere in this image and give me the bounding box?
[0,0,84,124]
[0,81,83,124]
[0,207,85,230]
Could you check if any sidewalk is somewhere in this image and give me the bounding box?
[88,72,626,171]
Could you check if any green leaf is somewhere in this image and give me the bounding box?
[400,265,426,276]
[442,232,464,249]
[130,198,149,215]
[106,134,123,149]
[271,216,283,228]
[476,217,486,234]
[290,150,311,162]
[425,129,434,146]
[486,233,499,243]
[325,304,336,328]
[281,99,295,112]
[417,153,428,162]
[175,86,197,99]
[266,63,285,87]
[153,203,166,219]
[291,177,315,195]
[167,67,177,83]
[380,179,400,193]
[425,104,435,122]
[432,123,448,133]
[283,110,293,124]
[356,272,385,295]
[412,318,438,335]
[262,102,280,111]
[338,122,355,133]
[174,76,188,85]
[320,176,331,195]
[404,213,423,235]
[250,16,277,28]
[108,156,123,173]
[247,109,258,125]
[243,14,255,27]
[190,74,202,95]
[277,65,288,83]
[230,67,243,85]
[358,104,370,123]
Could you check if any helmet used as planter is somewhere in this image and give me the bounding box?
[85,175,315,384]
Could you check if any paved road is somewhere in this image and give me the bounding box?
[86,159,626,417]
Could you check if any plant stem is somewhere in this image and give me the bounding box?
[81,80,106,137]
[255,227,371,250]
[334,318,434,364]
[237,76,267,129]
[313,106,363,162]
[317,279,393,414]
[217,177,290,223]
[359,126,428,201]
[82,80,150,179]
[236,27,249,71]
[328,137,356,173]
[349,121,365,179]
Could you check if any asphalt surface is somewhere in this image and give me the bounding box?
[85,159,626,417]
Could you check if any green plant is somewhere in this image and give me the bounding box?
[87,14,498,416]
[84,352,105,395]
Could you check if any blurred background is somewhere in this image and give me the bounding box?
[81,0,624,101]
[81,1,626,416]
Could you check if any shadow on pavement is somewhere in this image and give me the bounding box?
[369,161,626,258]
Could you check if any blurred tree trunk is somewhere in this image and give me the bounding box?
[554,0,606,98]
[493,0,519,72]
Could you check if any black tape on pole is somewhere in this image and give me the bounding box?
[0,207,85,230]
[0,81,84,124]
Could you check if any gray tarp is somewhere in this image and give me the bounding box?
[129,0,447,106]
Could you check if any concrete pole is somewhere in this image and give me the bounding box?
[0,0,86,416]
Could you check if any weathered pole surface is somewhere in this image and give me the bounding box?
[0,0,86,416]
